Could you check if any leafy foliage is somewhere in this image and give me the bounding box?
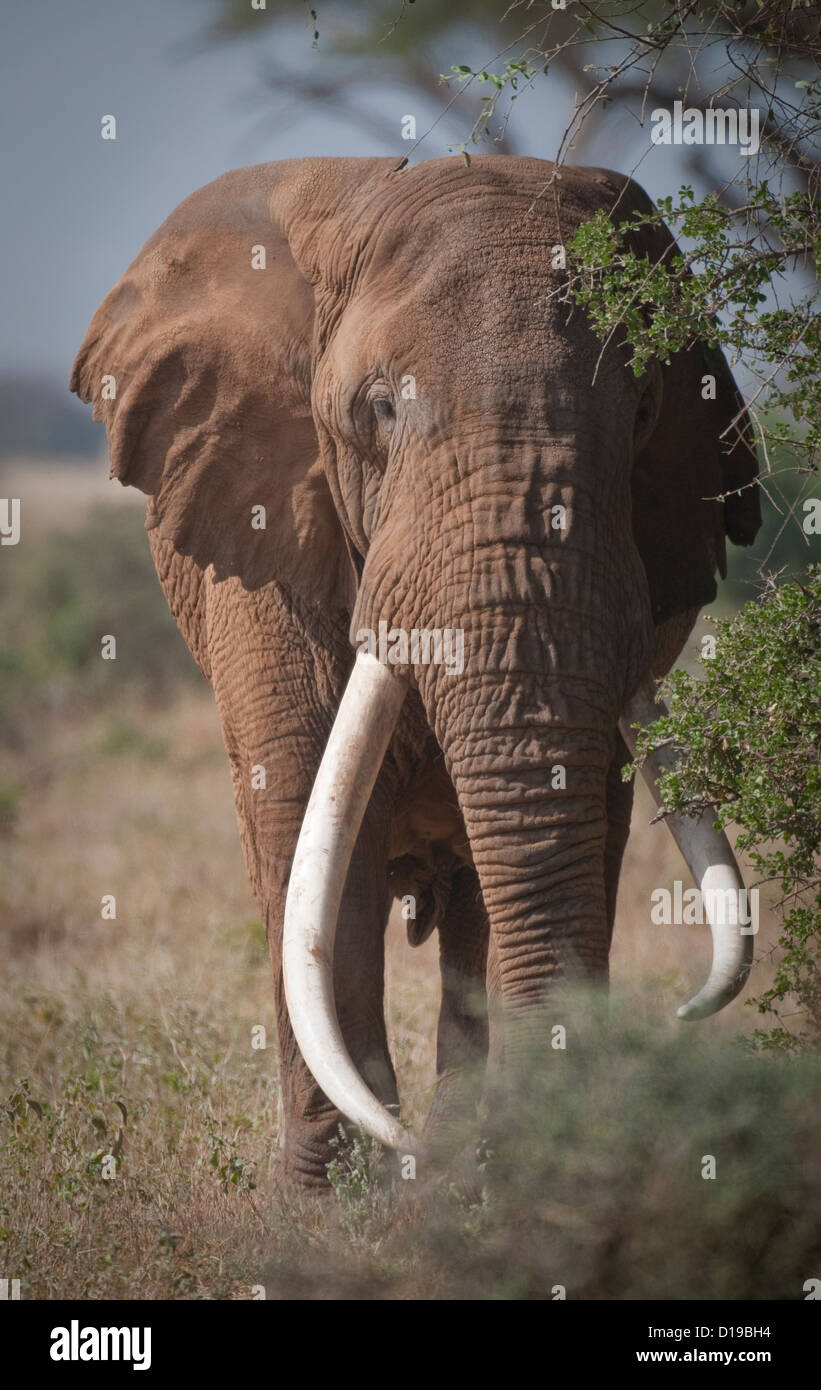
[629,569,821,1050]
[262,996,821,1299]
[568,182,821,470]
[538,4,821,555]
[326,1127,390,1237]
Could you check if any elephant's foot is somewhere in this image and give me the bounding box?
[280,1103,402,1190]
[414,1065,484,1201]
[280,1108,346,1187]
[424,1066,481,1144]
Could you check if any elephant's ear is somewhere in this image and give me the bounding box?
[632,336,761,624]
[597,171,762,624]
[70,158,391,606]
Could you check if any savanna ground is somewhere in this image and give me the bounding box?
[1,459,819,1300]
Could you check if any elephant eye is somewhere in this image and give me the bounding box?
[371,396,395,426]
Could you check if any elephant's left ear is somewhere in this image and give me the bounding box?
[70,159,390,606]
[607,175,762,625]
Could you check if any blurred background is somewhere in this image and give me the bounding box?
[1,1,816,1299]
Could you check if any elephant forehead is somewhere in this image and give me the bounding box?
[359,159,611,279]
[345,235,606,384]
[364,154,598,241]
[324,159,634,392]
[366,205,565,306]
[335,267,622,416]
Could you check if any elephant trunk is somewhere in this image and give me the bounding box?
[420,662,615,1051]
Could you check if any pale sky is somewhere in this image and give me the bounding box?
[0,0,735,391]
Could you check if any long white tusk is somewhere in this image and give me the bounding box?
[283,652,415,1151]
[619,677,754,1021]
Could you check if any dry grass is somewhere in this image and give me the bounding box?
[1,462,814,1301]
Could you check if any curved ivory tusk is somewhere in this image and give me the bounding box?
[283,652,415,1152]
[619,677,754,1022]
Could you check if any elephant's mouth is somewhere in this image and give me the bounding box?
[282,653,753,1154]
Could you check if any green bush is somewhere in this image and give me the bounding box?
[630,568,821,1051]
[261,997,821,1300]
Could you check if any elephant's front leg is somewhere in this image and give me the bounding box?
[425,864,489,1147]
[208,579,398,1186]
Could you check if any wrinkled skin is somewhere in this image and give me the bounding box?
[72,157,760,1185]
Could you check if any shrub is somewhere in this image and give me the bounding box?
[629,568,821,1051]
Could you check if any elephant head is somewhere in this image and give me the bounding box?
[72,156,760,1153]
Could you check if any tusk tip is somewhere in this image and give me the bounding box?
[677,979,744,1022]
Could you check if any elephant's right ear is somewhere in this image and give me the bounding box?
[70,159,390,607]
[601,171,762,624]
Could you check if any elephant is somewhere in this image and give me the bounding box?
[72,155,761,1185]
